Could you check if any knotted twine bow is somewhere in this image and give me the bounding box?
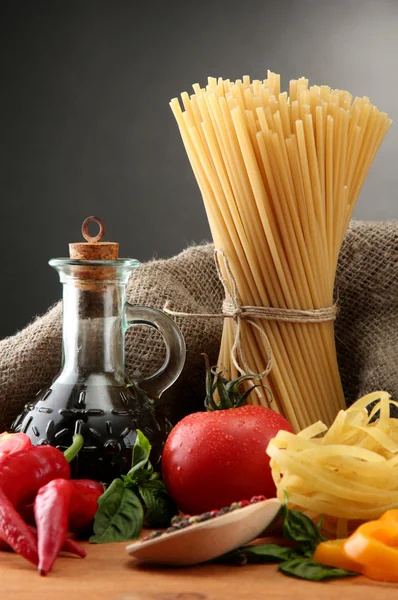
[164,248,338,381]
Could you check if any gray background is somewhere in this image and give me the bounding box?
[0,0,397,339]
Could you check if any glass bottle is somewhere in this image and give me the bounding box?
[11,217,186,482]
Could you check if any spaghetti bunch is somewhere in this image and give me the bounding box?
[170,72,391,430]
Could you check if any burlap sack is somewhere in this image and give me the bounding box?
[335,220,398,406]
[0,220,397,431]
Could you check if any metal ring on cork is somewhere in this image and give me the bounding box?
[81,216,106,244]
[69,217,119,261]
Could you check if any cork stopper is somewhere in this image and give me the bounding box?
[69,216,119,260]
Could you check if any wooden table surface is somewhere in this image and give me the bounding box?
[1,541,398,600]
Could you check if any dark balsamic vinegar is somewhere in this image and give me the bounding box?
[11,378,171,483]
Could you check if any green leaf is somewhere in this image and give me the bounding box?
[139,483,178,528]
[127,429,152,476]
[241,544,296,563]
[282,506,325,552]
[123,463,153,488]
[234,544,296,565]
[139,476,166,492]
[215,543,295,566]
[279,558,359,581]
[89,479,144,543]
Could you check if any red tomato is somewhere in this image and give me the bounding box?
[162,405,293,514]
[0,432,32,459]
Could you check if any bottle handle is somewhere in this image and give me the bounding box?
[124,303,186,398]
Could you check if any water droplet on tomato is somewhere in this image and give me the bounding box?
[188,448,193,454]
[177,466,181,471]
[254,426,262,433]
[225,434,233,441]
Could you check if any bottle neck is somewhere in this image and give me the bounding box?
[58,281,127,385]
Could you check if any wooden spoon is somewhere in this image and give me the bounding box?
[126,498,281,566]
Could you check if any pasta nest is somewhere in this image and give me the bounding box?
[267,391,398,538]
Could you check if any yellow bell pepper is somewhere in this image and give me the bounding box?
[380,509,398,524]
[313,539,362,572]
[314,514,398,583]
[362,565,398,584]
[344,520,398,573]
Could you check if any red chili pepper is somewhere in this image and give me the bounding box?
[35,479,72,575]
[34,478,103,574]
[0,525,86,558]
[68,480,104,532]
[20,479,104,532]
[71,479,104,493]
[0,446,70,565]
[60,535,86,558]
[0,432,31,458]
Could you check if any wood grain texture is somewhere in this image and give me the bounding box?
[1,541,397,600]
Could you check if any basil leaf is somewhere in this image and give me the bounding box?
[89,479,144,543]
[139,484,178,528]
[127,429,152,476]
[123,464,153,488]
[279,558,358,581]
[215,543,295,565]
[140,475,166,492]
[124,460,160,492]
[241,544,296,564]
[241,544,296,563]
[282,506,325,551]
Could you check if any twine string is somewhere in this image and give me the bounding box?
[164,248,338,379]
